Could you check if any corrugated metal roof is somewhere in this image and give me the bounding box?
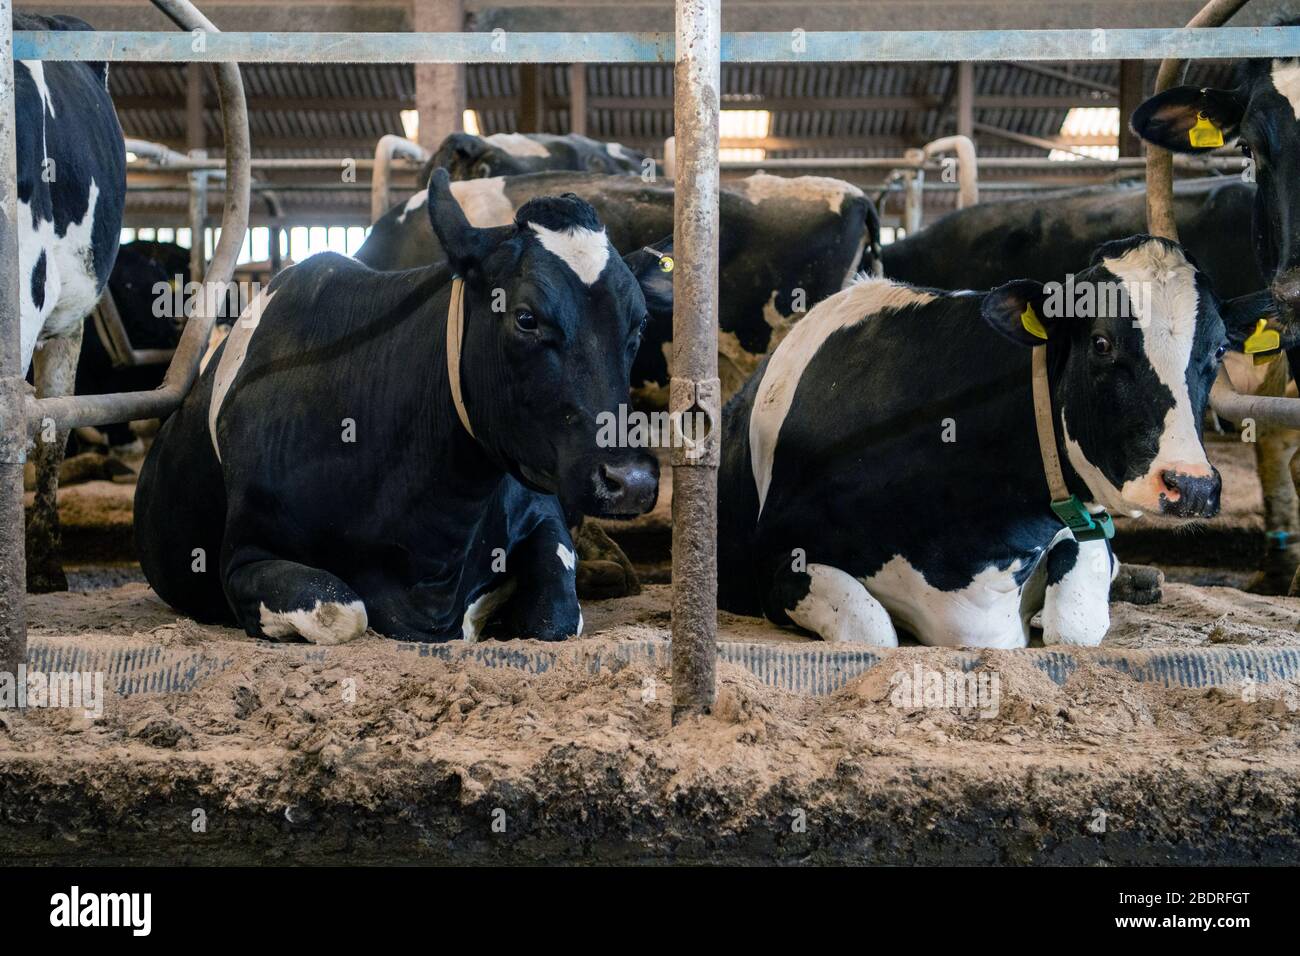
[115,59,1246,223]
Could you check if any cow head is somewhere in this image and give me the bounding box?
[1131,33,1300,326]
[426,168,662,517]
[982,236,1276,520]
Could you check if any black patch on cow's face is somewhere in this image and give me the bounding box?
[31,250,46,311]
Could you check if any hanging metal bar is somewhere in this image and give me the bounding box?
[13,26,1300,65]
[670,0,721,720]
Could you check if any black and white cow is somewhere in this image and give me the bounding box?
[16,13,126,591]
[718,236,1278,647]
[428,132,648,182]
[134,170,662,643]
[74,240,191,449]
[357,170,878,400]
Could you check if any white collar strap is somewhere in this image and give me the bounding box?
[447,277,475,439]
[1031,345,1113,541]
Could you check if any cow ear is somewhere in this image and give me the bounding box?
[1220,289,1296,351]
[982,279,1052,347]
[623,237,674,317]
[1130,85,1246,154]
[426,168,513,276]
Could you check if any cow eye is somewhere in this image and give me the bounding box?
[514,309,538,332]
[1091,334,1112,355]
[1238,141,1252,158]
[1215,343,1228,361]
[473,161,492,178]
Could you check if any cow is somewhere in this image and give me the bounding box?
[134,170,663,643]
[357,170,879,401]
[74,240,192,450]
[15,13,126,592]
[428,132,648,182]
[1128,25,1300,595]
[881,177,1300,595]
[717,236,1279,648]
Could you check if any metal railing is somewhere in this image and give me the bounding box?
[5,16,1300,709]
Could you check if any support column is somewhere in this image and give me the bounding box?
[0,0,26,676]
[568,63,587,136]
[518,63,544,133]
[413,0,464,153]
[670,0,720,721]
[1118,60,1144,157]
[955,61,974,140]
[186,63,207,284]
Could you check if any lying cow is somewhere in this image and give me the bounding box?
[357,170,878,400]
[428,131,648,181]
[17,13,126,591]
[135,170,661,643]
[718,237,1276,647]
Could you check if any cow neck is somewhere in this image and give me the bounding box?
[447,277,476,440]
[1031,344,1114,543]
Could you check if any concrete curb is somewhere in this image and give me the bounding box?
[25,636,1300,698]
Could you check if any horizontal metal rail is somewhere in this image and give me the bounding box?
[14,26,1300,64]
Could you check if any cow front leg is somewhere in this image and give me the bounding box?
[499,523,583,641]
[1041,536,1113,647]
[768,562,898,646]
[1249,425,1300,595]
[25,325,83,593]
[224,555,368,645]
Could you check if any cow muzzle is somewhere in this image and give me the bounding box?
[583,453,659,518]
[1157,465,1221,519]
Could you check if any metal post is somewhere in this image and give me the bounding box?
[670,0,720,720]
[569,63,587,136]
[955,61,974,140]
[519,63,544,132]
[0,0,25,675]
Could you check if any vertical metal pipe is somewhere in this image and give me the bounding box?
[955,61,974,141]
[568,63,587,137]
[0,0,25,675]
[670,0,720,721]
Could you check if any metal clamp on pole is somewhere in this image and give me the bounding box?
[668,375,720,468]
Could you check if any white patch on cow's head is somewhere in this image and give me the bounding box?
[485,132,550,158]
[528,222,610,285]
[19,61,56,118]
[556,542,577,571]
[1271,58,1300,121]
[449,176,514,227]
[736,171,863,214]
[1062,239,1211,516]
[749,276,937,514]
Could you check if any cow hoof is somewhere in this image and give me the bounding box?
[26,566,69,594]
[576,559,638,600]
[1109,563,1163,605]
[258,599,368,645]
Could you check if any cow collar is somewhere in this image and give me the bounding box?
[1030,345,1115,542]
[447,277,475,439]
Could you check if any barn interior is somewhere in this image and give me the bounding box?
[5,0,1300,866]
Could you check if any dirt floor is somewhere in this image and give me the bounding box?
[5,432,1300,864]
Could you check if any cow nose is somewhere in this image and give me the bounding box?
[595,457,659,516]
[1272,270,1300,312]
[1158,467,1222,518]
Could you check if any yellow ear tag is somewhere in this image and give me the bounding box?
[1244,318,1281,365]
[1189,112,1224,149]
[1020,302,1048,340]
[658,255,674,273]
